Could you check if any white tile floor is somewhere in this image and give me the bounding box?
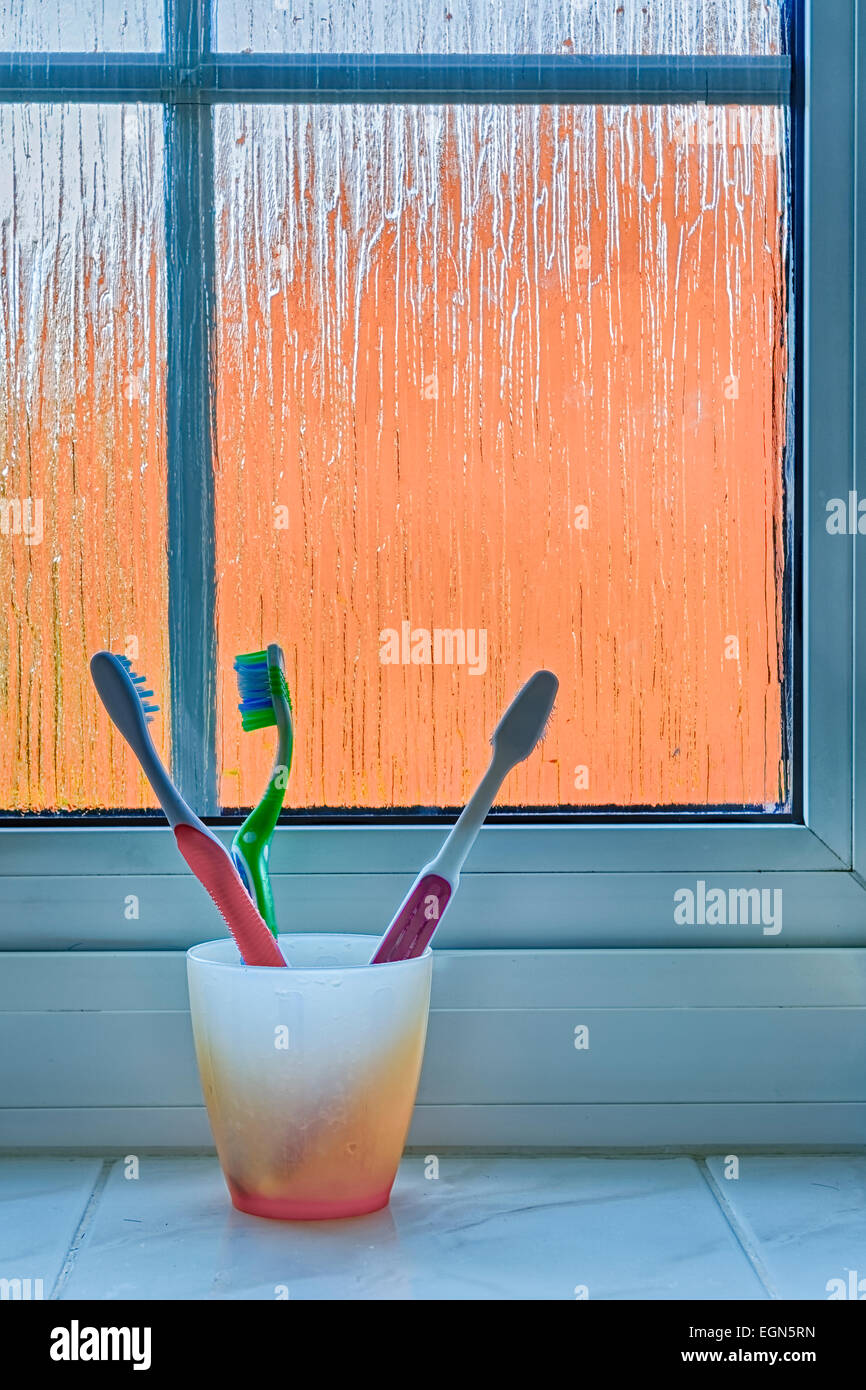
[1,1154,864,1300]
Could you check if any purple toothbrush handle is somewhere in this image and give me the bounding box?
[371,873,452,963]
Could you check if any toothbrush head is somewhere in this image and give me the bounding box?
[234,646,292,733]
[490,669,558,766]
[90,650,160,731]
[115,655,160,723]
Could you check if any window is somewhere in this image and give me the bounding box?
[214,99,792,815]
[1,0,864,957]
[0,102,167,812]
[1,0,794,817]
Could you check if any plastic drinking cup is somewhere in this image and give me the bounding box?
[186,933,432,1219]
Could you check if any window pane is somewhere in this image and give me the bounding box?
[0,105,167,811]
[215,0,785,56]
[0,0,162,50]
[214,102,792,812]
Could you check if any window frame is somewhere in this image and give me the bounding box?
[1,0,864,953]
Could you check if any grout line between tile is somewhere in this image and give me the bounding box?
[696,1157,780,1300]
[50,1160,114,1301]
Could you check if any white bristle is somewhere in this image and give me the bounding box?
[491,670,559,764]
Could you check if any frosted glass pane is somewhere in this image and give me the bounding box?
[0,0,162,50]
[214,102,791,812]
[215,0,785,56]
[0,105,167,812]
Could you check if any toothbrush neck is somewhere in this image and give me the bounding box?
[272,712,292,785]
[433,753,507,882]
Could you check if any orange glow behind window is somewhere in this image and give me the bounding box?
[0,105,168,812]
[214,104,790,811]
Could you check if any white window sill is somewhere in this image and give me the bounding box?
[4,1152,865,1300]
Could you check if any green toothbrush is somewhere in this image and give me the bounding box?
[230,643,293,936]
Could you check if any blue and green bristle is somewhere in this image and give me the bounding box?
[234,651,292,732]
[118,655,159,723]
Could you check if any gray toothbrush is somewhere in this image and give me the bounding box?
[371,670,558,963]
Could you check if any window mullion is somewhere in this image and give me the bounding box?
[164,0,219,815]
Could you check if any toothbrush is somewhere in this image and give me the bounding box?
[231,644,293,935]
[371,670,558,963]
[90,651,286,968]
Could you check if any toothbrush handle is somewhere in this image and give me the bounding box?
[370,873,453,963]
[432,756,507,883]
[371,755,507,963]
[175,826,286,968]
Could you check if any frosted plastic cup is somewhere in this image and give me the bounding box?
[186,933,432,1220]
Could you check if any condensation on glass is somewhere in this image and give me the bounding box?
[0,0,162,50]
[0,105,168,811]
[215,0,785,56]
[214,100,792,812]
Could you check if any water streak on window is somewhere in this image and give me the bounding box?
[0,104,168,811]
[214,101,791,811]
[216,0,784,57]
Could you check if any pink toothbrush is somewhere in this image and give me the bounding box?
[90,651,286,968]
[371,670,558,963]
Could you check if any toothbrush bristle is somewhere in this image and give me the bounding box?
[491,670,559,762]
[117,654,160,723]
[536,712,554,746]
[234,649,280,732]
